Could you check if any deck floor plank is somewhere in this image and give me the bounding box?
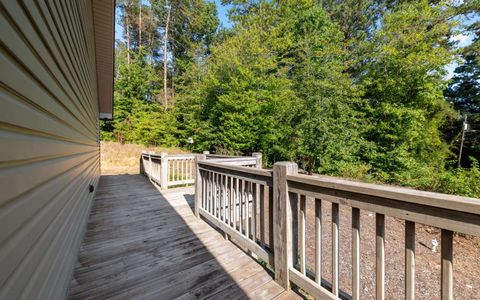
[69,174,298,300]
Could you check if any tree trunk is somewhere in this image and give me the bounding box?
[125,2,131,64]
[139,0,142,48]
[171,37,175,100]
[163,2,171,110]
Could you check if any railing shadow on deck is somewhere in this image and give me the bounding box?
[68,174,279,299]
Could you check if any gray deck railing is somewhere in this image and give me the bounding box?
[140,151,261,189]
[193,160,480,300]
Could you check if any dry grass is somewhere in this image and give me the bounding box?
[101,141,189,175]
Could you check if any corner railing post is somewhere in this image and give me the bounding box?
[148,151,153,181]
[253,152,262,168]
[140,151,146,175]
[160,152,168,190]
[273,161,298,290]
[195,154,207,218]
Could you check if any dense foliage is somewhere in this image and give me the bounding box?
[102,0,480,197]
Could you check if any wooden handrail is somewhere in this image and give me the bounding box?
[197,161,272,185]
[287,173,480,215]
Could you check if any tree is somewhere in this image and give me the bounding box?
[445,20,480,166]
[360,0,456,180]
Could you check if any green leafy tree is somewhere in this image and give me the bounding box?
[446,19,480,166]
[360,0,456,180]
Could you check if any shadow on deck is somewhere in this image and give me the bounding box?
[69,174,298,299]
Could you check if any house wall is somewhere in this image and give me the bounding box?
[0,1,100,299]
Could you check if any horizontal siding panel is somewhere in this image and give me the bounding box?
[0,151,98,205]
[0,130,97,165]
[0,88,96,145]
[2,1,97,128]
[25,0,97,118]
[0,49,96,141]
[0,0,105,298]
[0,163,99,299]
[0,155,98,244]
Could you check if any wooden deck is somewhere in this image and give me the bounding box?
[68,174,299,299]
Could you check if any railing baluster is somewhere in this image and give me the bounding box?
[222,175,227,222]
[212,172,216,216]
[332,202,339,296]
[218,174,222,220]
[171,160,174,182]
[219,174,223,221]
[315,198,322,285]
[244,180,249,237]
[239,179,243,234]
[210,171,214,214]
[235,177,239,231]
[185,159,188,182]
[260,185,265,246]
[230,177,234,227]
[228,176,232,227]
[292,193,298,268]
[405,221,415,300]
[299,195,306,275]
[206,171,211,213]
[252,182,257,241]
[215,173,219,218]
[202,170,206,209]
[269,186,274,249]
[352,207,360,300]
[376,213,385,300]
[441,229,453,300]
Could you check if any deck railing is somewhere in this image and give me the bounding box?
[194,160,480,300]
[195,158,275,266]
[141,151,261,189]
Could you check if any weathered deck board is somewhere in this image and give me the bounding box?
[69,174,299,300]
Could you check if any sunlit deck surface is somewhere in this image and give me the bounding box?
[69,174,299,299]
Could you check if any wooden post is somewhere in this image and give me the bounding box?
[441,229,453,300]
[148,151,153,181]
[160,152,168,190]
[253,152,262,247]
[140,151,146,175]
[405,221,415,300]
[273,161,298,290]
[253,152,262,169]
[195,154,206,218]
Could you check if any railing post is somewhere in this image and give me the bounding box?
[252,152,262,168]
[160,152,168,190]
[195,154,207,218]
[148,151,153,181]
[140,151,146,175]
[273,161,298,290]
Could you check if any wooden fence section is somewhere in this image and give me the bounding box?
[141,152,196,188]
[141,151,261,189]
[193,160,480,300]
[195,159,275,266]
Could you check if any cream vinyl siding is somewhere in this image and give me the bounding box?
[0,1,101,299]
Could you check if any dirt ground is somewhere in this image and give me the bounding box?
[100,141,188,175]
[299,201,480,299]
